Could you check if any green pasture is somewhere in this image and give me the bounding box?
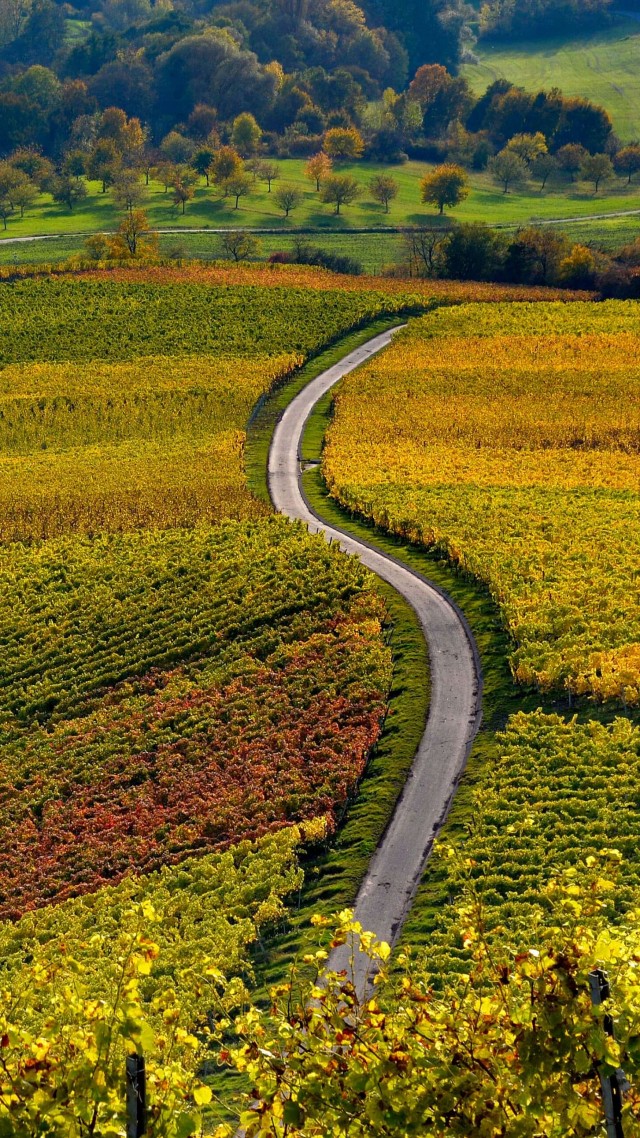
[464,17,640,142]
[2,157,640,249]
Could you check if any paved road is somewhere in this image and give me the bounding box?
[268,328,483,994]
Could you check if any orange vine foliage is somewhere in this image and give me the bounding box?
[66,260,591,302]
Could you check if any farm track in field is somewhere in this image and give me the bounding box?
[3,203,640,248]
[268,328,483,993]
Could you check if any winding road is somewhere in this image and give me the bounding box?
[268,327,483,993]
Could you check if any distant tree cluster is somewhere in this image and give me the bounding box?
[479,0,613,41]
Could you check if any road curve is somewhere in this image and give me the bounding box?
[268,327,483,993]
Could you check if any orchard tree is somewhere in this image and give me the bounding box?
[224,171,252,209]
[259,160,280,192]
[274,183,303,217]
[581,152,613,192]
[63,149,86,179]
[220,229,261,262]
[305,151,333,191]
[556,143,589,181]
[323,127,365,162]
[319,173,362,215]
[10,147,53,187]
[369,173,399,213]
[531,151,557,190]
[421,162,469,214]
[231,112,262,157]
[170,167,197,214]
[211,146,243,186]
[112,169,144,213]
[490,148,528,193]
[192,146,215,185]
[52,173,87,211]
[0,198,13,230]
[12,176,36,217]
[613,144,640,184]
[87,137,121,193]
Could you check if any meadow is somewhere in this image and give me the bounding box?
[1,157,640,251]
[465,17,640,143]
[325,301,640,707]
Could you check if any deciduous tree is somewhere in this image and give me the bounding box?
[319,173,362,214]
[556,142,589,181]
[220,229,262,262]
[192,146,215,185]
[490,147,528,192]
[323,127,364,161]
[613,144,640,184]
[369,173,399,213]
[223,171,252,209]
[51,173,87,211]
[259,160,280,192]
[581,152,613,192]
[305,151,332,191]
[231,112,262,156]
[421,162,469,213]
[274,183,302,216]
[211,146,243,186]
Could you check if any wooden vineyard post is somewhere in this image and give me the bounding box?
[126,1053,147,1138]
[589,969,628,1138]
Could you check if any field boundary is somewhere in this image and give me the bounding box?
[267,325,482,990]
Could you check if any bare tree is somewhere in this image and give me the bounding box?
[220,230,262,262]
[402,228,446,278]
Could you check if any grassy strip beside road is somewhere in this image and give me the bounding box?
[245,315,416,508]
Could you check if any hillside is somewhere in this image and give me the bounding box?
[464,16,640,141]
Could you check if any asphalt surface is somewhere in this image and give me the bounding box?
[268,327,483,995]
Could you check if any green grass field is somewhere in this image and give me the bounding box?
[465,16,640,142]
[1,157,640,253]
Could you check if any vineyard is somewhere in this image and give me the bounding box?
[1,260,637,1131]
[325,301,640,705]
[321,295,640,1020]
[0,266,409,1130]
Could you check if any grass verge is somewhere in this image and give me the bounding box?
[245,314,410,507]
